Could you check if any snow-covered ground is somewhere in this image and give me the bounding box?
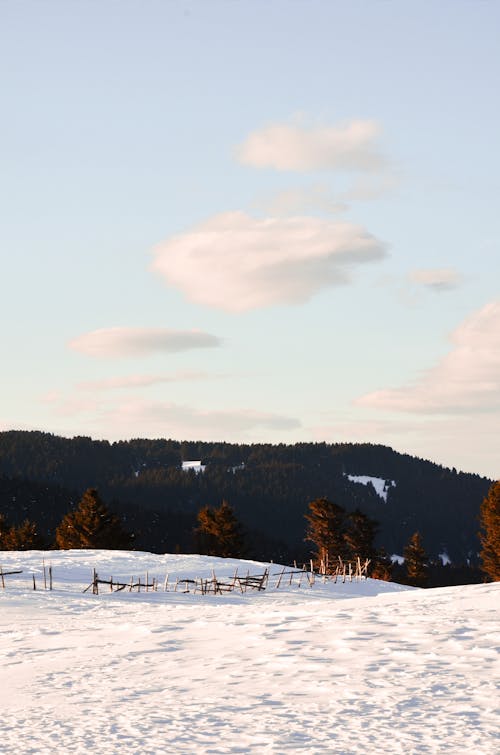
[345,474,395,502]
[1,550,498,754]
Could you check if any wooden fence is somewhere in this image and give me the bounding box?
[82,558,371,596]
[0,556,371,595]
[0,560,53,591]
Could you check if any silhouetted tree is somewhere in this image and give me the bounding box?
[403,531,429,586]
[0,513,12,550]
[0,515,43,550]
[6,519,43,550]
[55,488,131,549]
[344,508,378,562]
[195,500,244,558]
[479,480,500,581]
[371,547,394,581]
[305,497,349,570]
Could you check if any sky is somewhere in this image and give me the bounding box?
[1,0,499,479]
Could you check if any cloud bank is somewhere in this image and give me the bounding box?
[151,212,387,311]
[68,328,222,358]
[235,119,387,173]
[357,300,500,414]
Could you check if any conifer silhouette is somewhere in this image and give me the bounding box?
[403,531,429,586]
[55,488,131,550]
[479,480,500,581]
[305,497,349,569]
[195,500,244,558]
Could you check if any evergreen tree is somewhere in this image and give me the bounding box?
[195,500,244,558]
[0,515,43,550]
[305,497,348,570]
[370,547,394,581]
[55,488,131,550]
[344,508,378,562]
[479,480,500,581]
[6,519,43,550]
[403,531,429,587]
[0,513,12,550]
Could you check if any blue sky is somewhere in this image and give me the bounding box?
[1,0,499,478]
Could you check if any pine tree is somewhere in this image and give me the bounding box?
[5,519,43,550]
[371,547,394,581]
[55,488,131,550]
[344,509,378,562]
[0,515,43,550]
[195,500,244,558]
[305,497,349,571]
[479,480,500,581]
[0,513,12,550]
[403,531,429,587]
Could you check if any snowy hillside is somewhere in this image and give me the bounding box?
[1,551,498,754]
[346,473,395,502]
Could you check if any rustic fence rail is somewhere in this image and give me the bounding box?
[81,557,371,597]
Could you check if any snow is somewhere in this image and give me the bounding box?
[440,552,452,565]
[346,474,395,502]
[1,550,499,754]
[182,460,206,473]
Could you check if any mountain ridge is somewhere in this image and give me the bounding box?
[0,430,492,566]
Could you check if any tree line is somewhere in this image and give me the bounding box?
[0,430,492,564]
[1,482,497,587]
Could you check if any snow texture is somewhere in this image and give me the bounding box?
[0,550,498,754]
[346,474,396,502]
[181,460,206,473]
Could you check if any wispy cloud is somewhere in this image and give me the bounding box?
[339,174,400,201]
[409,268,462,292]
[76,371,224,391]
[252,184,348,216]
[235,119,388,173]
[356,300,500,414]
[102,400,301,435]
[42,393,301,440]
[151,212,387,311]
[68,327,222,358]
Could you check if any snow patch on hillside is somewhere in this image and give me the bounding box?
[346,474,395,502]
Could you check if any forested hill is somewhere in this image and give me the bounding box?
[0,430,492,564]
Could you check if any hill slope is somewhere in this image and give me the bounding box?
[0,430,492,562]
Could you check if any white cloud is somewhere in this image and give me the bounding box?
[409,268,462,291]
[76,371,224,391]
[151,212,387,311]
[68,328,222,358]
[235,119,388,172]
[357,300,500,414]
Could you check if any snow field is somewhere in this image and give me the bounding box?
[0,551,498,754]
